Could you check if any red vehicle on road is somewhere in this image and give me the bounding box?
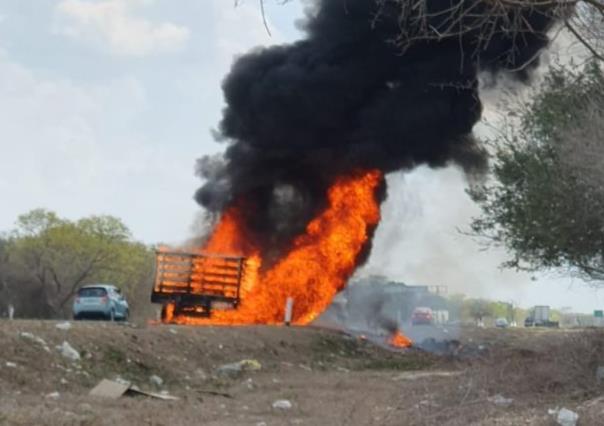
[411,307,434,325]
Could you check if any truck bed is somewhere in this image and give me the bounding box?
[151,249,246,317]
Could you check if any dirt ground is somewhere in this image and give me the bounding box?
[1,320,604,426]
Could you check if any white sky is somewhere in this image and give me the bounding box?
[0,0,601,313]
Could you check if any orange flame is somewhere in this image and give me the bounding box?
[164,169,383,325]
[389,330,413,348]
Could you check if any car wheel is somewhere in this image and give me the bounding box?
[73,314,80,321]
[122,309,129,322]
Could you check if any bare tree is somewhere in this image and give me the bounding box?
[258,0,603,61]
[377,0,603,61]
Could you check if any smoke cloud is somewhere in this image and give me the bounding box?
[196,0,556,258]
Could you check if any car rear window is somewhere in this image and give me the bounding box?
[78,287,107,297]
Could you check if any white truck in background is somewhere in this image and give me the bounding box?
[524,305,559,328]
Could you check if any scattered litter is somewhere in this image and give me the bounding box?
[46,392,60,399]
[555,408,579,426]
[272,399,293,410]
[149,375,164,387]
[169,328,178,335]
[216,359,262,378]
[57,341,80,361]
[89,379,178,400]
[60,378,68,385]
[5,362,17,368]
[19,332,50,352]
[56,322,72,331]
[487,394,513,407]
[89,379,130,399]
[114,376,131,386]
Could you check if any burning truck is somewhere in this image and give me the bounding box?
[151,0,557,350]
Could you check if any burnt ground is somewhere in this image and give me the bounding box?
[1,321,604,425]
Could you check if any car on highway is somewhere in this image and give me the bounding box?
[73,284,129,321]
[411,307,433,326]
[495,317,509,328]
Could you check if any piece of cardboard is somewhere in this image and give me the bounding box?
[89,379,131,399]
[126,388,180,401]
[89,379,179,400]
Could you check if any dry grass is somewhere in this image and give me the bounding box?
[1,321,604,425]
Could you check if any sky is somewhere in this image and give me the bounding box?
[0,0,602,313]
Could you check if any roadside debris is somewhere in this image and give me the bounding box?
[19,331,50,352]
[46,392,60,399]
[549,407,579,426]
[216,359,262,378]
[5,362,17,368]
[487,394,513,407]
[149,374,164,387]
[57,341,80,361]
[55,322,72,331]
[272,399,293,410]
[89,379,178,400]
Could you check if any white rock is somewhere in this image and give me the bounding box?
[46,392,60,399]
[57,341,80,361]
[256,422,267,426]
[169,328,178,334]
[272,399,293,410]
[556,408,579,426]
[56,322,72,331]
[5,362,17,368]
[150,375,164,387]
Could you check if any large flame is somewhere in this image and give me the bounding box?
[164,169,383,325]
[388,330,413,349]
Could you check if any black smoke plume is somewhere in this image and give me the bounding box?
[196,0,556,258]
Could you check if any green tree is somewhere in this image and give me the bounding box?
[7,209,153,318]
[470,62,604,281]
[466,298,493,323]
